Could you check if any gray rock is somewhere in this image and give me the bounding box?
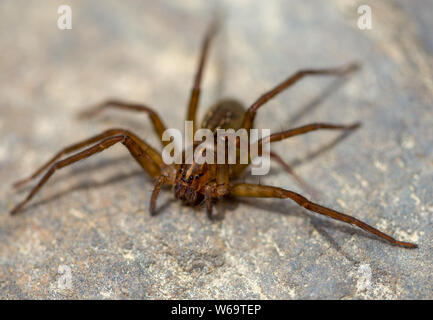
[0,0,432,299]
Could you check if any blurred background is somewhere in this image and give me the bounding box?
[0,0,432,299]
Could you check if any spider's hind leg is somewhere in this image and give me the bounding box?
[13,128,125,189]
[230,183,417,249]
[242,63,360,131]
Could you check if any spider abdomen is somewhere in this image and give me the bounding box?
[201,99,245,132]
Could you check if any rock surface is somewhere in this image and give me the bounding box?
[0,0,432,299]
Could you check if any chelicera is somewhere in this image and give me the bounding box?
[11,22,417,249]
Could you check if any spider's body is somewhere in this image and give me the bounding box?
[201,99,245,132]
[11,23,417,249]
[175,98,245,206]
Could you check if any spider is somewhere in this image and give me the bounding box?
[11,22,417,249]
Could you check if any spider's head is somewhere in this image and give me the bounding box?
[174,163,210,205]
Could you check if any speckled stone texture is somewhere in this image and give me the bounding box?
[0,0,432,299]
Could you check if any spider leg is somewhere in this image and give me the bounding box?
[149,174,174,216]
[11,130,163,215]
[230,183,417,248]
[204,185,214,219]
[13,128,124,188]
[231,122,360,178]
[242,63,360,130]
[258,122,361,147]
[203,164,230,219]
[77,99,168,146]
[12,128,163,188]
[186,21,218,133]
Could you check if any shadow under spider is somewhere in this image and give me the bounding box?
[237,197,391,262]
[18,170,146,214]
[290,129,358,169]
[285,77,352,128]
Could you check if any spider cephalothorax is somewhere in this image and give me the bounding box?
[174,163,211,205]
[11,21,417,249]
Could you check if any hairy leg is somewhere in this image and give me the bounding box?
[13,129,126,188]
[242,63,359,130]
[230,183,417,248]
[231,122,360,178]
[204,163,230,219]
[13,128,163,188]
[258,122,360,148]
[186,21,218,133]
[11,131,163,215]
[149,175,169,216]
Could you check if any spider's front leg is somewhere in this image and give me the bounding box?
[203,164,230,219]
[230,183,417,249]
[11,129,163,215]
[149,166,176,216]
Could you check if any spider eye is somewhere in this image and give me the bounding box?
[188,175,193,183]
[195,174,200,179]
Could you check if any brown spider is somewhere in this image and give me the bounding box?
[11,23,417,249]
